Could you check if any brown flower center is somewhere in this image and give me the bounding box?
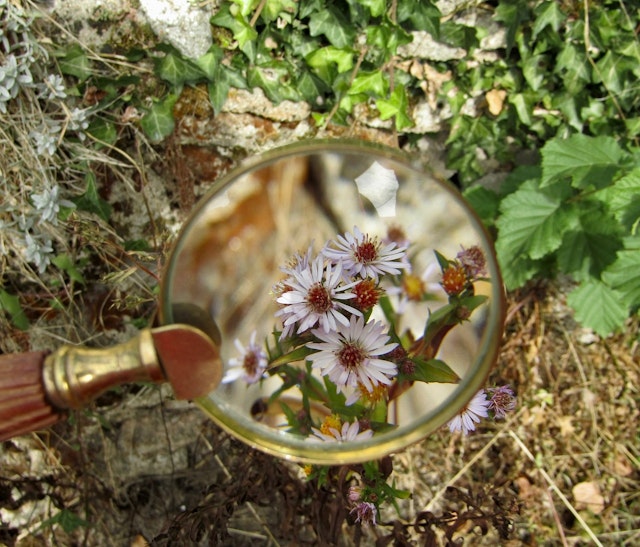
[243,352,259,376]
[338,343,366,369]
[307,283,332,313]
[355,238,378,264]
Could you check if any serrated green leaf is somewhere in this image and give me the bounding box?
[558,207,622,279]
[0,290,29,330]
[73,172,112,222]
[602,236,640,308]
[463,186,500,227]
[496,178,579,260]
[567,280,628,336]
[140,95,177,143]
[308,7,355,48]
[596,168,640,232]
[58,45,92,81]
[540,135,624,189]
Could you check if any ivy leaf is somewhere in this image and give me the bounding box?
[260,0,298,23]
[366,23,412,63]
[196,46,224,80]
[0,290,29,331]
[567,280,628,336]
[396,0,441,37]
[58,45,92,81]
[140,94,178,143]
[157,51,205,86]
[496,178,579,260]
[555,44,591,94]
[73,172,112,222]
[308,7,355,48]
[87,119,118,147]
[540,134,625,189]
[247,62,299,103]
[532,1,567,39]
[296,70,330,104]
[349,70,388,97]
[494,0,531,55]
[376,84,413,130]
[306,46,354,83]
[211,4,258,61]
[602,236,640,308]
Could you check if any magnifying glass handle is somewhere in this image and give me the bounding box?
[0,350,62,441]
[0,325,223,442]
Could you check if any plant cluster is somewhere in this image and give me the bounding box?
[222,218,515,526]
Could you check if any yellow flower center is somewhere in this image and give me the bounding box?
[320,414,342,438]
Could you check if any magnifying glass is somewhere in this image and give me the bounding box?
[0,140,505,465]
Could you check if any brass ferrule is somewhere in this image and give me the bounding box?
[42,329,165,410]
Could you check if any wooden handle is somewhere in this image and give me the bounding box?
[0,351,63,441]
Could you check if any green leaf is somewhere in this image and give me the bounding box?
[540,135,625,189]
[87,119,118,147]
[140,94,178,143]
[306,46,354,83]
[596,168,640,232]
[260,0,297,23]
[39,509,89,534]
[602,236,640,308]
[268,345,315,369]
[247,62,299,103]
[157,51,205,86]
[211,4,258,60]
[494,0,531,55]
[557,207,622,280]
[308,7,355,48]
[196,46,224,80]
[463,186,500,227]
[376,84,413,130]
[567,280,628,336]
[396,0,441,37]
[349,70,388,97]
[409,358,460,384]
[0,290,29,330]
[296,70,329,104]
[73,172,112,222]
[532,1,567,39]
[58,45,92,81]
[52,254,85,284]
[496,178,579,260]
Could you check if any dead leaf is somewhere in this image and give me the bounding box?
[572,481,605,514]
[486,89,507,116]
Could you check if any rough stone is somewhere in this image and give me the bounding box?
[138,0,213,59]
[398,31,467,62]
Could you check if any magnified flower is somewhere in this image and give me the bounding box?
[447,389,490,435]
[222,331,267,384]
[322,226,408,282]
[276,255,361,337]
[307,315,398,394]
[350,501,377,526]
[457,245,486,278]
[487,385,517,419]
[311,415,373,442]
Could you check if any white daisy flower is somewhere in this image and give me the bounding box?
[307,315,398,393]
[322,226,408,282]
[447,389,490,435]
[311,419,374,442]
[222,331,267,384]
[275,255,361,338]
